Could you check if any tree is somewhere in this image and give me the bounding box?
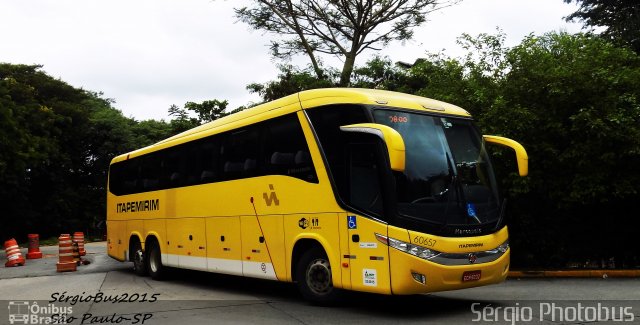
[247,64,336,102]
[350,56,399,89]
[564,0,640,52]
[235,0,458,86]
[0,63,174,241]
[483,32,640,267]
[168,99,244,134]
[350,32,507,116]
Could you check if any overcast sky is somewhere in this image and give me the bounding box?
[0,0,583,121]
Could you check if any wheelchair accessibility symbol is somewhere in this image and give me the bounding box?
[347,216,357,229]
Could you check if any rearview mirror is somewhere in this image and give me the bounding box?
[483,135,528,177]
[340,123,406,172]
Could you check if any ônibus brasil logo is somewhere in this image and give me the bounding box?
[7,301,73,324]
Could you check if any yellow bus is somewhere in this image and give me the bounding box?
[107,88,527,303]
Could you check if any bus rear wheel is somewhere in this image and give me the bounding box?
[296,246,340,304]
[132,242,147,276]
[145,240,166,280]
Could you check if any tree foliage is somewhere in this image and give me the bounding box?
[0,64,173,241]
[168,99,244,133]
[482,33,639,267]
[0,63,248,242]
[565,0,640,53]
[247,64,336,102]
[235,0,458,86]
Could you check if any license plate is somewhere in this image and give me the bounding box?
[462,270,481,282]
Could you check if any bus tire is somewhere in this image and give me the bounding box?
[295,246,340,304]
[145,240,166,280]
[132,241,147,276]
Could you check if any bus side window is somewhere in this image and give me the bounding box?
[221,126,261,181]
[109,162,125,195]
[263,114,318,183]
[307,104,390,217]
[348,141,384,216]
[184,143,200,186]
[199,138,220,184]
[141,154,161,192]
[123,160,141,194]
[109,158,141,195]
[164,148,185,188]
[306,104,370,198]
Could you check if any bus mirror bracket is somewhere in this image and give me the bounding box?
[483,135,529,177]
[340,123,406,172]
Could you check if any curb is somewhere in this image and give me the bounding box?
[508,270,640,278]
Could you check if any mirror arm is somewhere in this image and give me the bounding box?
[483,135,529,177]
[340,123,406,172]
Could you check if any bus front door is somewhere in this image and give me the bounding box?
[346,214,390,294]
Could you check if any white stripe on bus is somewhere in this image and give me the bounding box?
[162,254,276,280]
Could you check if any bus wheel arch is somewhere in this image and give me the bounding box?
[129,235,147,276]
[144,235,167,280]
[292,239,341,304]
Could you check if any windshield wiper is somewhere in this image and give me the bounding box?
[493,198,507,231]
[438,152,457,232]
[440,152,482,230]
[450,156,482,224]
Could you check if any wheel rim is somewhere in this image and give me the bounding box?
[134,249,144,269]
[150,248,158,273]
[305,258,332,295]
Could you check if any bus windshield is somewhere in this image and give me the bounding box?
[373,109,501,228]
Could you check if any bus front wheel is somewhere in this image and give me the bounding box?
[145,240,166,280]
[295,246,340,304]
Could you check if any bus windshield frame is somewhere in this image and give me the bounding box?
[370,108,503,237]
[304,103,507,237]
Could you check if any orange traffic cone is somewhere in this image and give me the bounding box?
[56,234,77,272]
[72,242,81,265]
[4,238,25,267]
[73,232,86,256]
[26,234,43,259]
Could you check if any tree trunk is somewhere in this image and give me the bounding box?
[339,54,357,87]
[306,49,325,80]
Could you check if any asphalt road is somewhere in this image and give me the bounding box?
[1,243,639,324]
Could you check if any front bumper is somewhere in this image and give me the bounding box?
[389,247,510,295]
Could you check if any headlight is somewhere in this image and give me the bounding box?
[497,240,509,253]
[376,233,441,260]
[487,240,509,254]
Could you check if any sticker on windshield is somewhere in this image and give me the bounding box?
[467,203,481,223]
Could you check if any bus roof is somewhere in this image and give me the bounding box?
[111,88,470,163]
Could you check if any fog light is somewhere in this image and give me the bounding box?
[411,272,426,285]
